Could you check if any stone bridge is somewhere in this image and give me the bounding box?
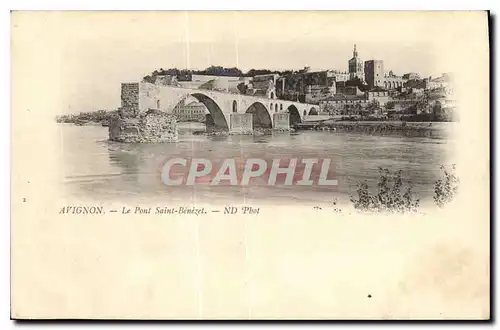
[120,82,320,132]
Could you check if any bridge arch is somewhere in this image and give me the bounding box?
[246,102,272,129]
[189,93,229,130]
[309,107,318,115]
[287,105,302,126]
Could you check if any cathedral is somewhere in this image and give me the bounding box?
[348,44,365,82]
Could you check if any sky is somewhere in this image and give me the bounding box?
[12,11,469,114]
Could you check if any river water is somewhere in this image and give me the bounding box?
[60,122,456,206]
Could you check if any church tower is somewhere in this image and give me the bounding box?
[348,44,364,81]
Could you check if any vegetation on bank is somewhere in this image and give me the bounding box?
[294,121,450,138]
[350,165,459,213]
[337,112,455,123]
[434,165,459,207]
[142,66,310,83]
[56,110,118,125]
[350,168,420,213]
[332,101,455,123]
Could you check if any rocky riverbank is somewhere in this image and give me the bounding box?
[335,121,448,137]
[195,127,295,137]
[295,121,449,138]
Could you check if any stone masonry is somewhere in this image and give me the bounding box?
[273,113,290,129]
[110,83,179,143]
[109,109,178,143]
[119,83,140,118]
[229,113,253,134]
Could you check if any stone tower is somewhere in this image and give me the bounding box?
[348,44,364,81]
[364,60,385,89]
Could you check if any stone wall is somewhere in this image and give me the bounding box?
[229,113,253,133]
[109,109,178,143]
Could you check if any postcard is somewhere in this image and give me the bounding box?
[11,11,490,319]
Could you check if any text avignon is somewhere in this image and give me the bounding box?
[59,206,104,214]
[161,158,338,186]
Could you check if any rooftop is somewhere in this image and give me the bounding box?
[322,94,367,101]
[368,86,388,92]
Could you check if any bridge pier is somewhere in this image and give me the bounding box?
[205,114,216,131]
[273,113,290,129]
[229,113,253,134]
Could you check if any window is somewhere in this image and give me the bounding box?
[232,100,237,113]
[156,100,160,108]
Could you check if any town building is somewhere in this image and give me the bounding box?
[364,60,385,89]
[348,44,365,81]
[405,78,428,90]
[246,74,279,98]
[319,95,370,116]
[403,72,420,80]
[383,70,407,89]
[154,74,180,86]
[172,99,208,122]
[305,84,336,104]
[335,81,365,96]
[276,70,335,102]
[195,75,247,94]
[426,73,456,117]
[326,70,350,82]
[366,88,390,106]
[174,74,250,93]
[427,73,453,92]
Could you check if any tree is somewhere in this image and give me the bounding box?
[236,82,248,95]
[245,69,273,77]
[366,99,380,113]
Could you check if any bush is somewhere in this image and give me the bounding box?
[350,168,420,213]
[433,164,459,207]
[55,110,118,124]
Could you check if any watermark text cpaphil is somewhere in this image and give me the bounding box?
[160,157,338,186]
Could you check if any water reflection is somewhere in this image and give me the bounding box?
[107,143,142,175]
[61,123,454,205]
